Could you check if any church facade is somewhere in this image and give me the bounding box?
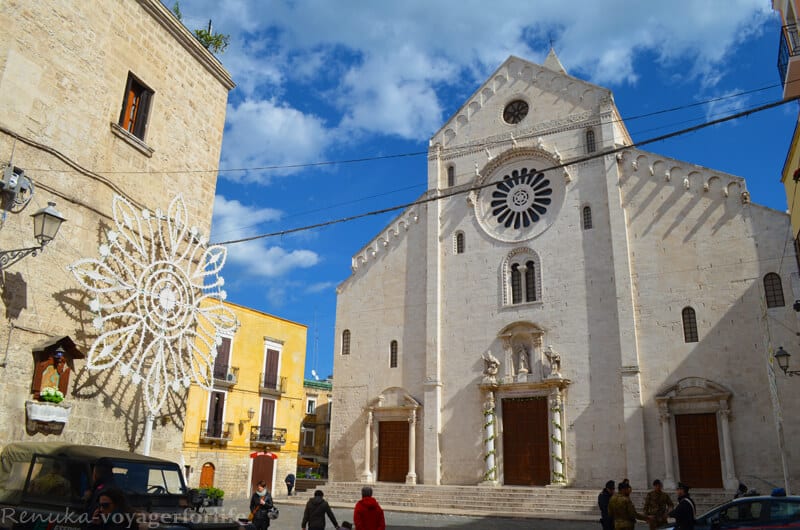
[329,53,800,491]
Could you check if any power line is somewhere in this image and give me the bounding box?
[214,96,798,246]
[28,81,786,176]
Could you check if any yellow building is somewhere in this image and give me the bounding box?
[182,300,307,499]
[299,379,333,478]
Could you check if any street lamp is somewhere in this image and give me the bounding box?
[774,346,800,376]
[0,201,66,269]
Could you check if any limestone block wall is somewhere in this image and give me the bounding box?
[0,0,233,460]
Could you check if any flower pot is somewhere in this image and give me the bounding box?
[26,400,72,424]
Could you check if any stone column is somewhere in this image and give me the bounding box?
[719,402,738,490]
[659,404,675,489]
[406,409,417,484]
[361,411,374,482]
[482,391,498,485]
[550,390,565,484]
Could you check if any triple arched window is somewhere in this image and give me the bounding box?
[502,249,541,306]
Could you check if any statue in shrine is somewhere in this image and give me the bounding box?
[545,345,562,378]
[482,350,499,384]
[516,343,530,374]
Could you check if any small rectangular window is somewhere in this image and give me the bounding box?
[303,429,315,447]
[119,72,154,141]
[306,398,316,415]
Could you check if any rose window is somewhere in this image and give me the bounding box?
[491,167,552,229]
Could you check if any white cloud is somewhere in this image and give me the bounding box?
[305,281,336,294]
[212,195,320,278]
[181,0,775,165]
[220,98,334,183]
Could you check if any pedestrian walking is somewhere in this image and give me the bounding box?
[249,480,274,530]
[301,490,339,530]
[285,473,295,497]
[643,479,673,530]
[353,486,385,530]
[668,482,695,530]
[608,481,650,530]
[598,480,615,530]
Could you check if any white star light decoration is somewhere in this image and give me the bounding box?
[69,195,237,416]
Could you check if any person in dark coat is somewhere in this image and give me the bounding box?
[301,490,339,530]
[353,486,385,530]
[249,480,274,530]
[598,480,615,530]
[284,473,295,496]
[668,482,696,530]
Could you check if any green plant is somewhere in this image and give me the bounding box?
[200,486,224,500]
[172,2,230,54]
[40,387,64,403]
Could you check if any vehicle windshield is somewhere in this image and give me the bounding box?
[106,460,187,496]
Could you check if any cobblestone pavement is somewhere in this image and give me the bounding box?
[216,498,600,530]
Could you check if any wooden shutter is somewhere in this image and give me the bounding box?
[264,349,279,387]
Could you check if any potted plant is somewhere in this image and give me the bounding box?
[200,486,224,506]
[40,387,65,403]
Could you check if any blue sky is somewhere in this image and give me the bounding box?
[172,1,797,381]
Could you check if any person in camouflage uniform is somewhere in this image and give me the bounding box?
[643,479,674,530]
[608,481,650,530]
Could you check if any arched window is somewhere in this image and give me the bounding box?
[502,248,542,306]
[586,129,596,153]
[511,264,522,304]
[764,273,785,308]
[341,329,351,355]
[447,165,455,187]
[455,231,465,254]
[682,307,698,343]
[390,340,398,368]
[582,206,593,230]
[524,260,536,302]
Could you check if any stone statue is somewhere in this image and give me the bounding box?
[482,350,499,384]
[516,344,530,374]
[545,345,561,378]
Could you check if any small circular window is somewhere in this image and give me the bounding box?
[503,100,529,124]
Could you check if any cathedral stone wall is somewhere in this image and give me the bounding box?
[332,54,799,492]
[0,0,232,460]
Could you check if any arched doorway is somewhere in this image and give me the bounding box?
[656,377,738,489]
[251,453,276,493]
[199,463,215,488]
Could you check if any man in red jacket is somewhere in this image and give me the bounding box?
[353,486,385,530]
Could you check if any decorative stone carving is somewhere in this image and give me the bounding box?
[544,345,562,378]
[515,343,530,375]
[482,350,500,385]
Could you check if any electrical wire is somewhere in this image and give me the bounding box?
[213,96,798,246]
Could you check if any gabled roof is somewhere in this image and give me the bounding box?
[430,54,613,145]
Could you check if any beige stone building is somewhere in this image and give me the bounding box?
[0,0,233,459]
[331,52,800,492]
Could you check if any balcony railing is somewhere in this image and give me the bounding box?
[212,365,239,388]
[200,420,233,443]
[250,426,287,447]
[259,374,287,396]
[778,24,800,93]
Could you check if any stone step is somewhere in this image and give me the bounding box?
[298,482,732,520]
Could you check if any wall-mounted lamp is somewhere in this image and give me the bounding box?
[774,346,800,376]
[0,200,66,270]
[240,406,256,427]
